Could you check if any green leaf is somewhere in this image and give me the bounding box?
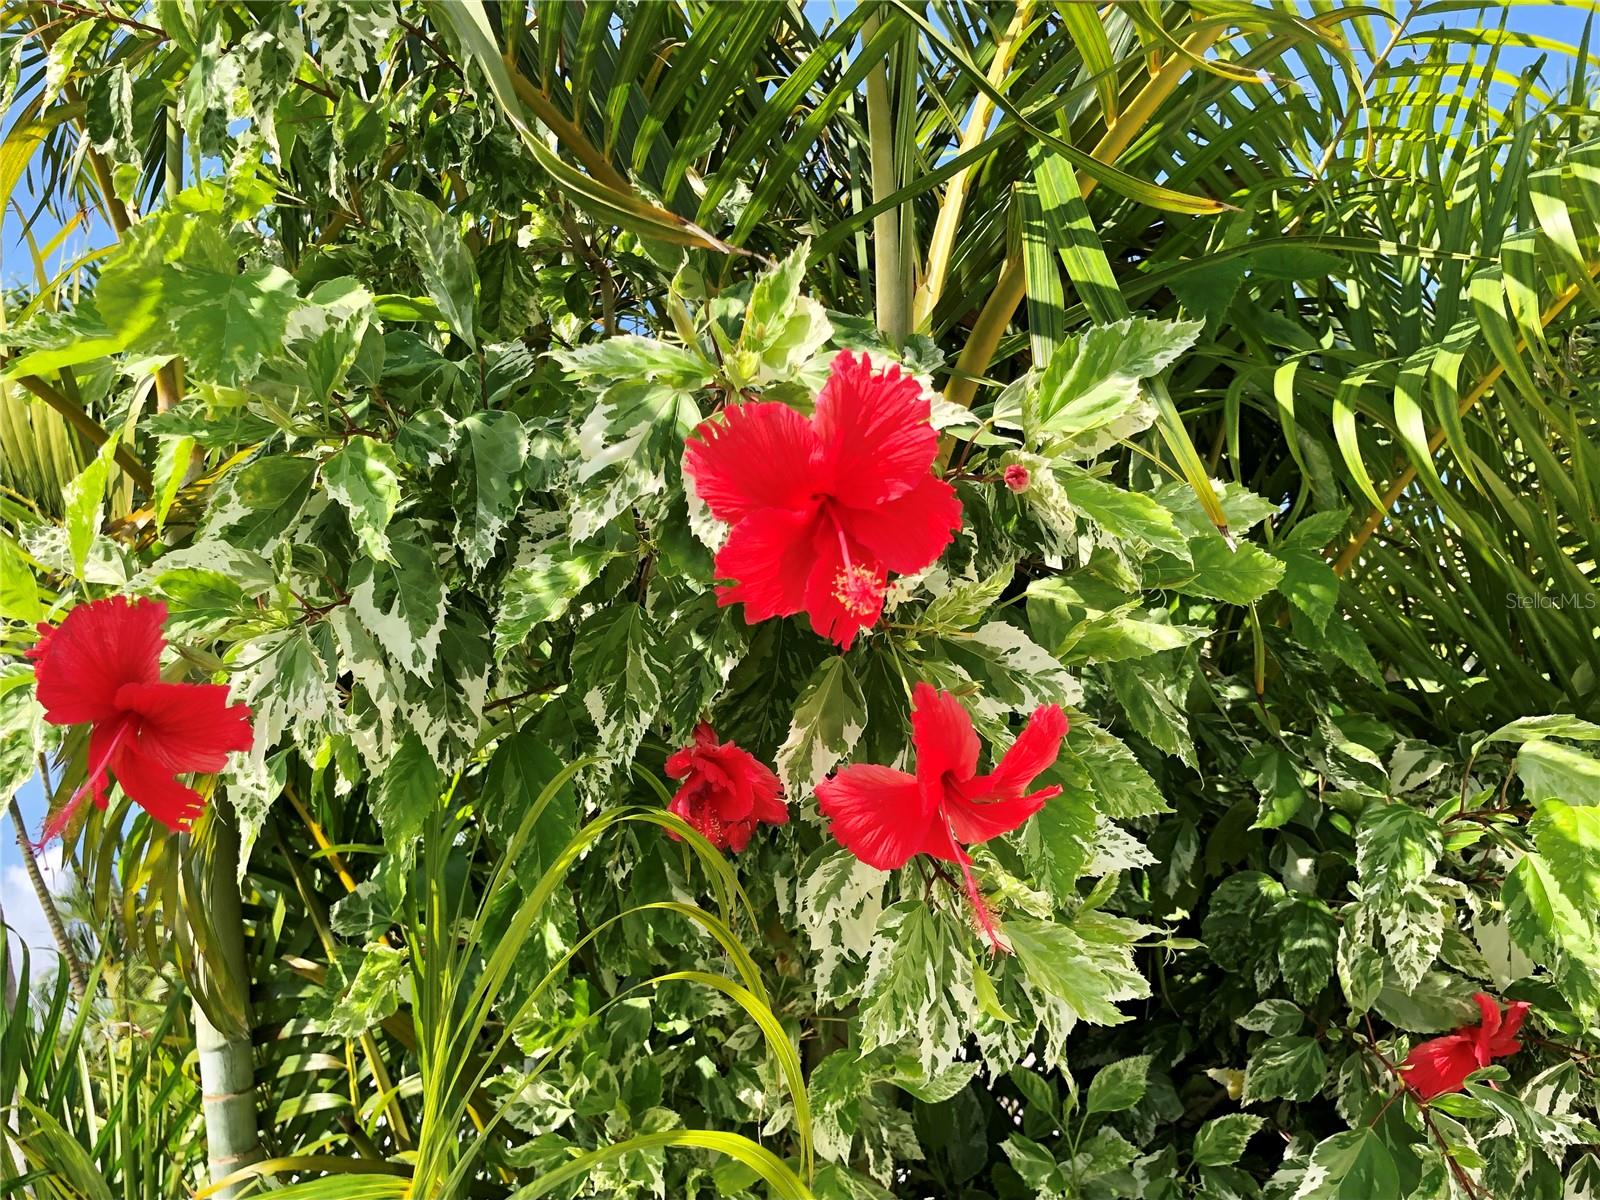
[554,337,712,389]
[775,656,866,804]
[1057,722,1167,819]
[570,378,697,541]
[1202,872,1287,979]
[1084,1055,1149,1115]
[203,456,317,553]
[930,621,1082,720]
[735,241,830,383]
[325,944,409,1038]
[453,411,528,571]
[658,591,747,737]
[167,261,301,386]
[1161,537,1286,606]
[63,433,119,577]
[476,241,541,341]
[323,436,401,561]
[1008,917,1146,1027]
[970,952,1018,1025]
[384,185,479,346]
[0,671,44,807]
[1059,608,1208,665]
[149,566,253,635]
[1027,317,1201,446]
[1001,1134,1066,1195]
[917,563,1015,634]
[1337,909,1386,1015]
[1532,801,1600,910]
[1025,789,1097,903]
[796,847,886,1003]
[1479,715,1600,750]
[347,535,449,679]
[496,526,614,658]
[371,732,439,856]
[1356,804,1442,897]
[1300,605,1386,684]
[1384,884,1449,992]
[858,903,969,1077]
[568,603,670,762]
[1237,999,1304,1036]
[1292,1129,1401,1200]
[0,537,43,624]
[1192,1114,1264,1168]
[403,603,492,770]
[1372,969,1479,1033]
[151,435,195,530]
[480,731,578,861]
[1248,746,1309,829]
[1278,897,1339,1004]
[1105,657,1195,767]
[812,1164,895,1200]
[1504,852,1600,1019]
[1241,1035,1326,1103]
[1275,545,1340,632]
[1518,740,1600,805]
[287,277,378,397]
[1050,463,1190,558]
[1153,480,1279,539]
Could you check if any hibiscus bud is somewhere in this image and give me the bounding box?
[1002,464,1031,493]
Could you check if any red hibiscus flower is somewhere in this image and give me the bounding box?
[816,683,1068,950]
[29,596,253,844]
[664,723,787,853]
[683,350,962,649]
[1399,993,1531,1100]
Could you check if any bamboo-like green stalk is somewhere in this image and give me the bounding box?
[191,810,262,1199]
[862,12,906,345]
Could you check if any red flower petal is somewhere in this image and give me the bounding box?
[813,351,939,508]
[841,474,963,576]
[714,507,820,623]
[33,717,131,847]
[31,596,166,726]
[1469,992,1530,1059]
[942,787,1060,847]
[1401,1032,1479,1100]
[910,683,980,789]
[108,742,207,832]
[816,764,929,870]
[750,778,789,826]
[712,744,782,825]
[801,525,885,650]
[1489,1000,1531,1057]
[662,725,786,854]
[1469,991,1501,1039]
[968,705,1069,800]
[684,401,821,524]
[115,682,254,774]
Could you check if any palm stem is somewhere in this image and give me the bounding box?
[863,12,906,344]
[7,797,86,1001]
[190,808,262,1198]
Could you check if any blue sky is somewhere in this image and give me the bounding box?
[2,2,1595,961]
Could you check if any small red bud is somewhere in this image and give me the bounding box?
[1002,464,1031,493]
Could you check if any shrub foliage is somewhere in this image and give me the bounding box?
[3,3,1600,1199]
